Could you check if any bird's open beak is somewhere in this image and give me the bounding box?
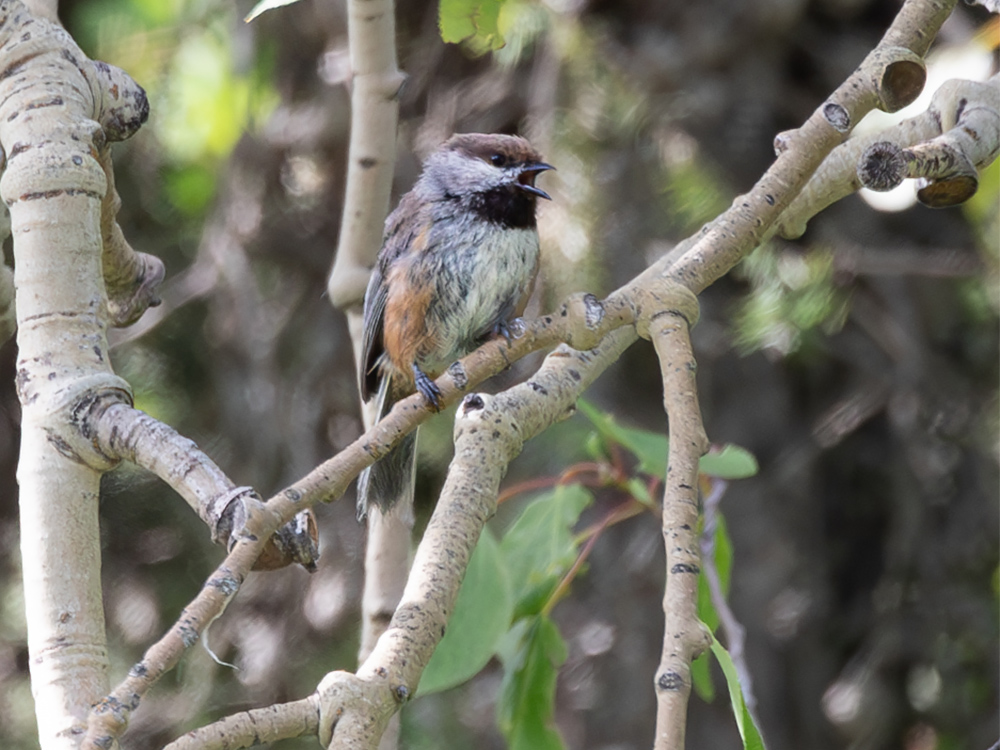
[516,162,555,200]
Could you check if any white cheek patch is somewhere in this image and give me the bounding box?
[430,151,508,196]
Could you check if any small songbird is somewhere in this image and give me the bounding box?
[357,133,553,519]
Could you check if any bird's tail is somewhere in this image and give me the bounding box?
[356,374,416,521]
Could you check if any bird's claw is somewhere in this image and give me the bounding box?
[495,317,526,345]
[412,364,443,412]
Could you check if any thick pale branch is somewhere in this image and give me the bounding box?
[857,74,1000,207]
[326,0,405,309]
[324,3,409,746]
[94,403,318,571]
[321,331,642,747]
[84,2,956,744]
[649,310,711,750]
[322,391,521,746]
[780,73,1000,237]
[162,697,321,750]
[0,3,152,745]
[663,0,955,294]
[96,144,165,326]
[86,279,663,748]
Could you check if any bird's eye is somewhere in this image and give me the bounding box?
[490,153,507,167]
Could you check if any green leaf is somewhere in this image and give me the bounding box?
[711,635,767,750]
[496,615,568,750]
[577,400,759,480]
[695,512,733,633]
[418,529,513,696]
[163,165,217,217]
[244,0,304,23]
[691,651,716,702]
[695,512,734,698]
[699,444,759,479]
[500,485,592,616]
[626,476,655,507]
[439,0,507,52]
[577,400,668,477]
[713,514,733,595]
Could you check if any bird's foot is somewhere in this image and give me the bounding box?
[494,317,527,345]
[412,363,443,411]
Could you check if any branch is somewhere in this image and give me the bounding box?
[857,74,1000,207]
[84,2,957,745]
[95,142,165,326]
[0,2,149,745]
[322,2,409,747]
[662,0,954,293]
[647,303,711,749]
[778,72,1000,237]
[326,0,404,310]
[93,403,319,571]
[82,279,655,748]
[162,697,321,750]
[319,328,645,747]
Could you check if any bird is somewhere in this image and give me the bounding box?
[356,132,553,520]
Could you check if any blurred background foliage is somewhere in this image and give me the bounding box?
[0,0,997,748]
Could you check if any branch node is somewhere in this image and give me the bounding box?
[633,280,700,340]
[89,60,149,142]
[560,292,606,350]
[773,129,795,155]
[877,48,926,112]
[857,141,907,191]
[822,101,851,132]
[459,392,486,415]
[656,670,685,692]
[316,671,366,748]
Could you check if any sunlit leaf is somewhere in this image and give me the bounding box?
[163,165,217,217]
[418,529,512,695]
[244,0,304,23]
[439,0,508,52]
[496,615,568,750]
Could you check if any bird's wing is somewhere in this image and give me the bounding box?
[360,191,430,401]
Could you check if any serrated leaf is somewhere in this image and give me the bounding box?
[711,635,767,750]
[500,485,592,616]
[496,615,567,750]
[418,529,512,695]
[698,444,759,479]
[244,0,303,23]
